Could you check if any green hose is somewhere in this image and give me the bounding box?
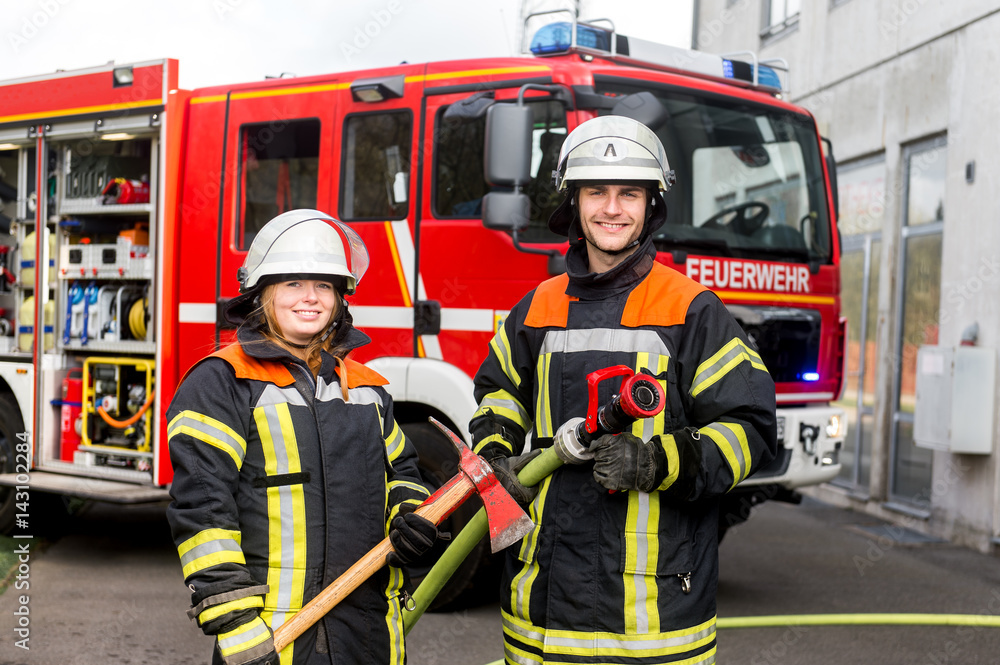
[718,613,1000,628]
[403,447,565,634]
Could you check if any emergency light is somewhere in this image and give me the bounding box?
[802,372,820,382]
[528,21,785,92]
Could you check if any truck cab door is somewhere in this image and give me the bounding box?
[216,85,336,344]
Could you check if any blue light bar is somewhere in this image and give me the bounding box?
[802,372,820,382]
[722,59,783,89]
[530,21,611,55]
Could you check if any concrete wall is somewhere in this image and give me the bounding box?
[695,0,1000,552]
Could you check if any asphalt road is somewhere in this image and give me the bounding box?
[3,496,1000,665]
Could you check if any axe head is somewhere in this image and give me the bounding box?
[429,418,534,553]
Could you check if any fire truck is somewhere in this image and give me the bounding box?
[0,15,845,606]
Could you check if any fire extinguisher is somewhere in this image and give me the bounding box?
[101,177,150,205]
[58,368,83,461]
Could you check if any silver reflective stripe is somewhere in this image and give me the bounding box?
[480,395,530,427]
[349,385,383,407]
[384,421,405,462]
[217,618,270,652]
[257,383,306,407]
[692,343,746,394]
[545,623,717,652]
[315,375,343,403]
[566,155,662,169]
[169,414,247,467]
[540,328,668,356]
[706,423,747,479]
[179,537,242,572]
[502,613,545,643]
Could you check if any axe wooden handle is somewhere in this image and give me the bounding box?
[272,474,474,653]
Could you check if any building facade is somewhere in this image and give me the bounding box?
[695,0,1000,552]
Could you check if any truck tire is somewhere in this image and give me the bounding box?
[402,421,499,611]
[0,392,26,535]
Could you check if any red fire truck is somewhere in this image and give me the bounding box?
[0,16,845,606]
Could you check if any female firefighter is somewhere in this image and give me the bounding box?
[166,209,442,665]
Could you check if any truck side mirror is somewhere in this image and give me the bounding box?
[484,104,533,186]
[482,191,530,231]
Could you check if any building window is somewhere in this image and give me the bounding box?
[340,111,412,221]
[237,118,320,249]
[832,156,885,492]
[761,0,801,40]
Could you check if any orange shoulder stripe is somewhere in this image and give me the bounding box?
[621,262,708,328]
[211,343,296,387]
[340,358,389,388]
[524,273,576,329]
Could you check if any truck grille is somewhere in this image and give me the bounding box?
[726,305,821,384]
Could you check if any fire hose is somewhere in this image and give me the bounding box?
[403,365,664,632]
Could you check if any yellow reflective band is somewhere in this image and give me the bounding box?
[502,609,717,659]
[178,528,245,579]
[490,323,522,389]
[217,616,272,657]
[255,403,307,636]
[656,435,681,492]
[510,476,552,622]
[703,422,752,489]
[630,353,670,442]
[169,410,248,469]
[198,595,264,626]
[691,338,768,398]
[384,419,406,463]
[472,432,514,456]
[384,566,406,664]
[623,492,661,634]
[478,390,532,433]
[534,353,554,438]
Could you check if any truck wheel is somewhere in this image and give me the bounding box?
[402,421,499,611]
[0,392,26,535]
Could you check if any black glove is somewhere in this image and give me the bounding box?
[387,503,447,568]
[591,432,665,493]
[489,449,542,508]
[217,622,276,665]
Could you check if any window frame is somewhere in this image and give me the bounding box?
[338,108,414,223]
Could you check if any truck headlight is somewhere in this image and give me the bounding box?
[826,414,844,439]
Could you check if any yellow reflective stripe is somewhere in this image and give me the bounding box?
[178,528,244,579]
[502,609,717,659]
[472,432,514,456]
[656,435,681,492]
[703,422,752,489]
[623,492,661,634]
[477,390,532,433]
[168,410,247,469]
[630,353,669,441]
[534,353,554,438]
[387,480,428,497]
[490,323,522,389]
[384,419,406,463]
[510,475,552,622]
[384,566,406,664]
[255,403,307,638]
[217,616,271,657]
[197,595,264,625]
[691,338,768,398]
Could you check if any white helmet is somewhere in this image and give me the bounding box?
[238,209,369,295]
[552,116,673,192]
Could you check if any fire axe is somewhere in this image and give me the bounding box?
[272,417,534,653]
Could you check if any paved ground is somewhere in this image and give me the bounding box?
[3,496,1000,664]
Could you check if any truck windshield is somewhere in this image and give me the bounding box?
[595,79,833,264]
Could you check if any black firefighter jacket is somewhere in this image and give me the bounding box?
[166,326,429,665]
[470,239,777,665]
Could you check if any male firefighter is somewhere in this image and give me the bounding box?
[469,115,777,664]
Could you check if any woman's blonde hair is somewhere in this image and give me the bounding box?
[249,281,347,374]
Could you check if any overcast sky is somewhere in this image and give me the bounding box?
[2,0,694,90]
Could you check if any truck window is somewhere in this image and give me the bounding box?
[237,118,320,249]
[434,99,565,243]
[340,111,412,221]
